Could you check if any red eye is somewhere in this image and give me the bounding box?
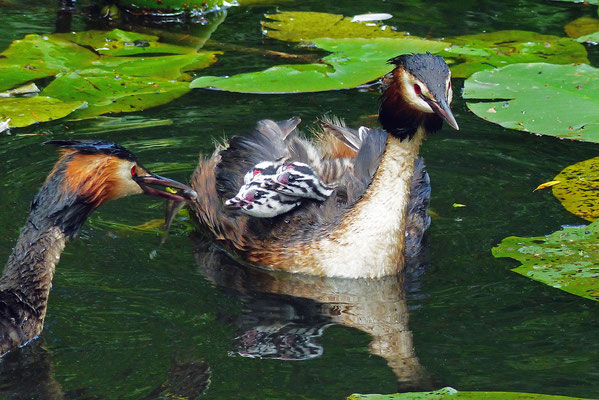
[448,81,451,90]
[285,164,295,170]
[414,84,422,94]
[253,168,262,176]
[131,165,137,176]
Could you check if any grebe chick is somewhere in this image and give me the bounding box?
[0,140,196,356]
[225,182,302,218]
[262,162,333,202]
[190,52,458,278]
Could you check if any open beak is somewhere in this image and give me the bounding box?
[134,173,197,202]
[426,98,459,131]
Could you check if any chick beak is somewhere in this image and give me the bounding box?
[134,173,197,202]
[426,98,459,131]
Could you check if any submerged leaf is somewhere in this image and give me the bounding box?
[552,157,599,221]
[463,63,599,143]
[349,387,597,399]
[191,37,447,93]
[492,221,599,302]
[0,96,86,127]
[564,17,599,38]
[440,30,589,78]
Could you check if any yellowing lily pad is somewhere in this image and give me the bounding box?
[0,96,86,127]
[492,221,599,302]
[349,387,597,400]
[552,157,599,221]
[262,11,408,42]
[463,63,599,143]
[440,30,589,78]
[191,37,448,93]
[43,72,190,119]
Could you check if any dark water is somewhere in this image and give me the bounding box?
[0,0,598,398]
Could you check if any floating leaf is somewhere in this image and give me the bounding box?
[191,37,447,93]
[0,96,86,127]
[43,72,190,119]
[552,157,599,221]
[440,30,589,78]
[492,221,599,302]
[262,11,407,42]
[348,387,596,400]
[0,29,219,125]
[534,180,561,191]
[553,0,598,4]
[577,31,599,43]
[0,34,96,91]
[53,29,195,57]
[452,203,467,208]
[463,63,599,143]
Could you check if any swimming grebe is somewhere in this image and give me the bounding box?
[189,52,458,278]
[0,140,197,356]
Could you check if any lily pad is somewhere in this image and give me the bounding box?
[463,63,599,143]
[440,30,589,78]
[191,37,447,93]
[0,96,86,127]
[0,34,97,91]
[553,0,598,4]
[552,157,599,222]
[43,72,190,119]
[348,387,596,399]
[262,11,408,42]
[0,29,219,125]
[492,221,599,302]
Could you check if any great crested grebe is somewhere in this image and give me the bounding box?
[0,140,197,356]
[189,52,458,278]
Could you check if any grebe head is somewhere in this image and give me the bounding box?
[262,162,333,202]
[379,52,459,140]
[45,140,197,207]
[225,182,301,218]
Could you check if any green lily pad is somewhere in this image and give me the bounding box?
[52,29,196,57]
[349,387,597,399]
[492,221,599,302]
[0,34,97,91]
[552,157,599,222]
[262,11,408,42]
[463,63,599,143]
[440,30,589,78]
[191,37,448,93]
[577,31,599,43]
[0,96,86,127]
[0,29,219,125]
[43,72,190,119]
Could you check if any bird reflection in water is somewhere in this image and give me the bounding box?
[192,233,433,391]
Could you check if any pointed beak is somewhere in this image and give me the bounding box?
[427,98,459,131]
[134,173,197,202]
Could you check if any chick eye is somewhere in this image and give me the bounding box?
[413,84,422,95]
[130,165,137,176]
[253,168,262,176]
